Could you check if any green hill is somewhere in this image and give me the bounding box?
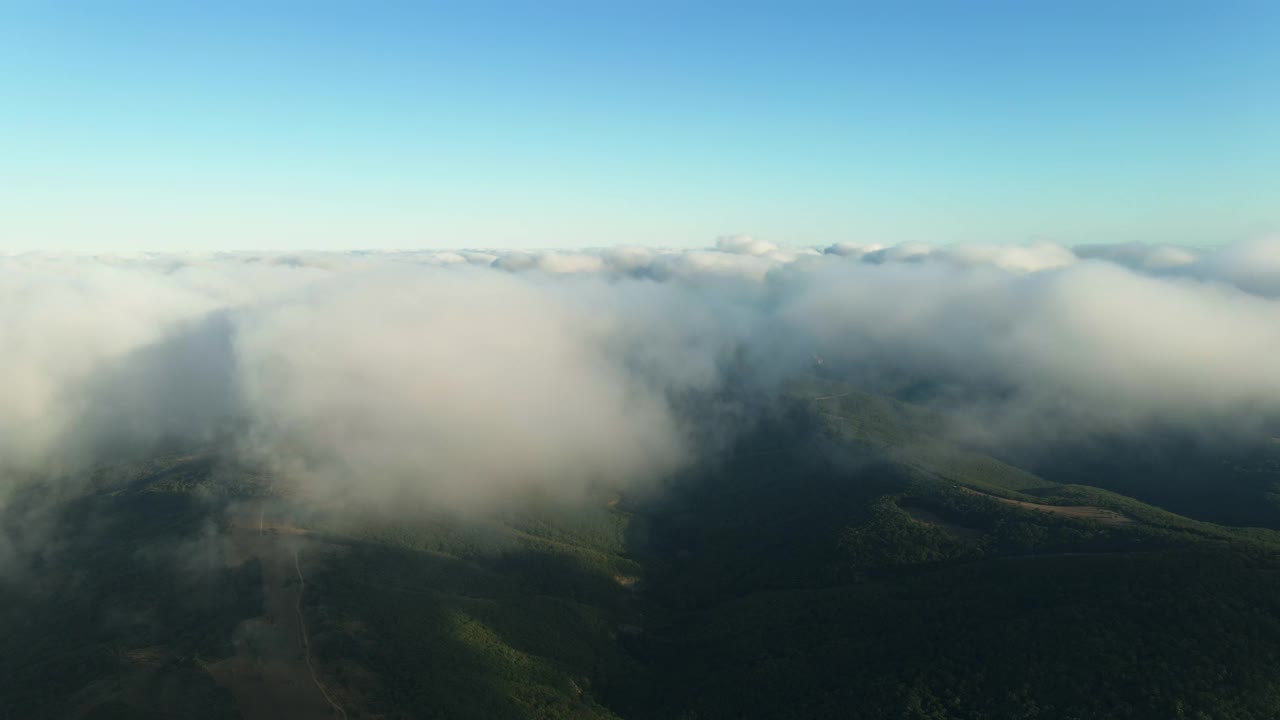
[5,380,1280,719]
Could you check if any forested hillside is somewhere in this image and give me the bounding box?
[5,382,1280,719]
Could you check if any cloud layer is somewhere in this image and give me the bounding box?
[3,236,1279,512]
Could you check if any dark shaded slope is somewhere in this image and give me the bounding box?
[8,380,1280,720]
[615,386,1280,720]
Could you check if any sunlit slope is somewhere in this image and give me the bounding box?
[293,493,642,720]
[790,375,1280,549]
[622,381,1280,719]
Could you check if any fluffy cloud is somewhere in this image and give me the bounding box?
[715,234,779,257]
[0,257,224,475]
[1191,236,1280,298]
[779,257,1280,442]
[1073,242,1199,272]
[3,237,1279,515]
[931,240,1078,273]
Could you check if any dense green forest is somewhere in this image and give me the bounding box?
[0,487,259,719]
[5,381,1280,718]
[610,396,1280,720]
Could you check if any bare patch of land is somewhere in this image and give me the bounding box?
[613,573,641,588]
[959,487,1132,525]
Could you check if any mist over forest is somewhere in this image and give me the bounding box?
[6,236,1280,720]
[5,236,1280,507]
[5,0,1278,716]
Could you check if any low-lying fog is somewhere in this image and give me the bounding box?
[3,235,1279,516]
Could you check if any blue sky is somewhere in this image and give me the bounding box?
[1,1,1276,251]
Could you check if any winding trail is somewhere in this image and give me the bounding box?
[262,473,344,717]
[293,548,348,720]
[208,501,347,719]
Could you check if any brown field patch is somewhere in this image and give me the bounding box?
[959,487,1131,525]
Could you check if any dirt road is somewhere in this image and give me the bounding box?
[294,547,348,719]
[204,501,348,719]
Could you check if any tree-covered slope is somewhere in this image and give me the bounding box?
[6,381,1280,719]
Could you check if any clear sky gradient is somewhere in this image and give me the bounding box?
[2,1,1276,251]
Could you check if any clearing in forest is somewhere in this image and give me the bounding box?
[959,487,1131,526]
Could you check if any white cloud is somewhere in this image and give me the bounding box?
[933,240,1077,273]
[1192,236,1280,298]
[715,234,779,257]
[3,236,1280,515]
